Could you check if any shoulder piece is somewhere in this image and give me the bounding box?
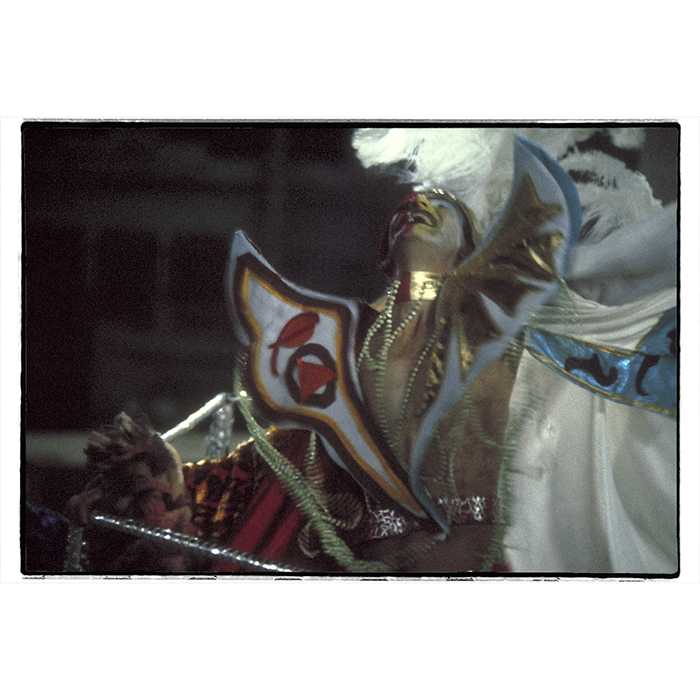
[226,232,427,521]
[409,137,582,530]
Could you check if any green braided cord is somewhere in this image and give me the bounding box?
[303,430,318,474]
[481,280,575,570]
[439,439,459,525]
[233,367,389,573]
[483,280,600,569]
[480,377,547,572]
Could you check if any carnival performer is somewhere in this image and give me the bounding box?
[68,127,677,575]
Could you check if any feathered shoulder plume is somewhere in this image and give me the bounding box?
[352,126,659,239]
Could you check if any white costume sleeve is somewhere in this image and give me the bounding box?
[502,282,677,574]
[567,203,677,307]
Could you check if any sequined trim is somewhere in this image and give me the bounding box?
[90,513,299,573]
[436,495,487,523]
[525,325,677,417]
[364,495,489,540]
[366,507,413,540]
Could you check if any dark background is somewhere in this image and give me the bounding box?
[23,125,413,433]
[22,123,679,519]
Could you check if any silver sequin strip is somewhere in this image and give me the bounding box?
[90,513,299,573]
[366,495,487,540]
[204,402,235,459]
[366,507,412,540]
[436,495,487,523]
[161,393,237,443]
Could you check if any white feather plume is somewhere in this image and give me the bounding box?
[560,148,661,241]
[353,127,511,229]
[352,126,654,237]
[608,127,647,150]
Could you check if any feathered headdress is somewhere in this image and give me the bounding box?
[352,126,659,240]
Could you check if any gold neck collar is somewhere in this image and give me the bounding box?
[396,271,444,302]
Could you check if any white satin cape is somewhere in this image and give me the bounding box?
[502,204,678,574]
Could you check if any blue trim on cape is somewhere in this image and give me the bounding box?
[526,308,677,416]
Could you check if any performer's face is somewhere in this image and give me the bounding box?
[384,192,469,275]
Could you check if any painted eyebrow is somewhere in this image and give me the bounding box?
[429,197,459,215]
[427,192,457,206]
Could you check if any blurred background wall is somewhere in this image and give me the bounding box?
[22,123,679,518]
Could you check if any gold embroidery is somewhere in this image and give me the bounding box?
[418,325,448,416]
[420,174,564,407]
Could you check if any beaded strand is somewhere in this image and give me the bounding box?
[397,323,442,434]
[357,279,432,459]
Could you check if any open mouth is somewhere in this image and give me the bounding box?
[388,203,438,239]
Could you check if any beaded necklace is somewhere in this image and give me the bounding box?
[357,277,441,460]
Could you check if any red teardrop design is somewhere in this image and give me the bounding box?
[268,312,320,376]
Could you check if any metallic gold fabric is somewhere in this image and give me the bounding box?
[431,174,563,386]
[398,271,444,301]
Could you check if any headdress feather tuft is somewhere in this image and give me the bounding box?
[352,126,658,239]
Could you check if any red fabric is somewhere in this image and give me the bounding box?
[212,476,302,573]
[259,507,304,561]
[232,479,286,552]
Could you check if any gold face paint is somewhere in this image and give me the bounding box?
[381,188,477,275]
[402,193,460,238]
[410,194,442,236]
[384,191,465,274]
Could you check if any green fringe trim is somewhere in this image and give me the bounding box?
[480,337,546,572]
[233,364,389,574]
[481,285,586,570]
